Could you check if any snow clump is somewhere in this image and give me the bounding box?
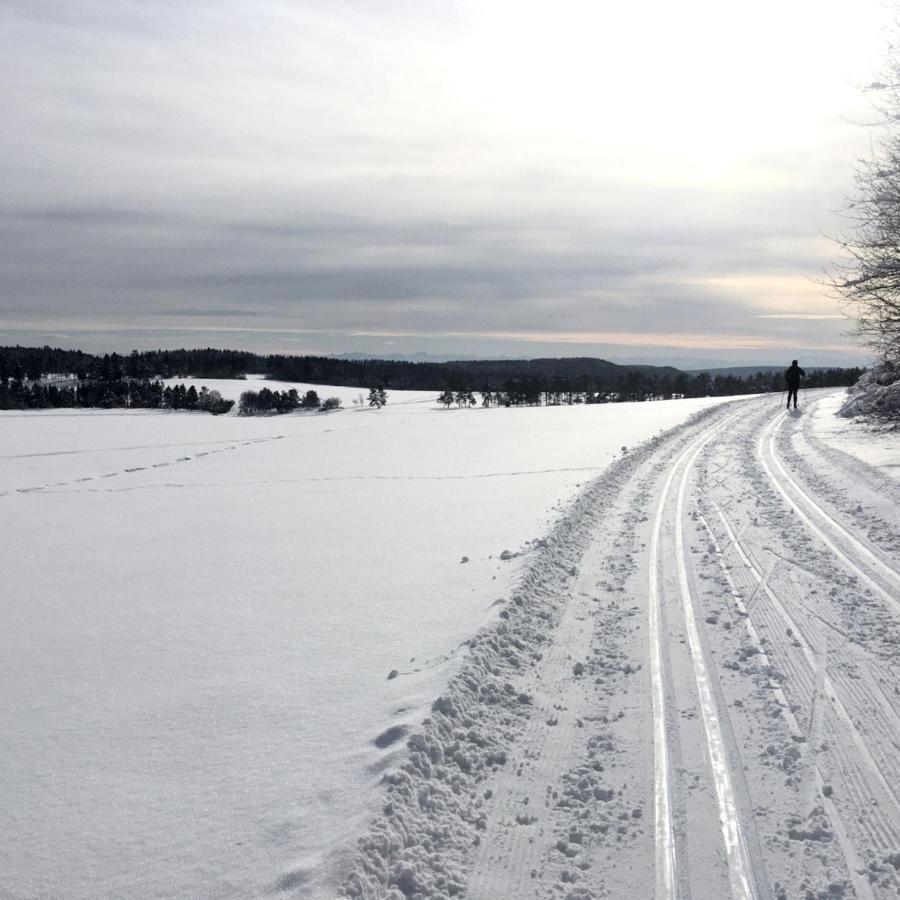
[839,359,900,423]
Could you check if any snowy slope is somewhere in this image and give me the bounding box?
[1,384,736,900]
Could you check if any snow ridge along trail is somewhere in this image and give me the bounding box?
[339,394,900,900]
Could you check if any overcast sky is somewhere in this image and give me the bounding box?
[0,0,893,365]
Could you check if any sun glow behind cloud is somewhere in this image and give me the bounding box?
[454,1,874,181]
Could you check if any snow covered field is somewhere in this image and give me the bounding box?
[1,383,736,899]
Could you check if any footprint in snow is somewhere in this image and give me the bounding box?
[374,724,408,749]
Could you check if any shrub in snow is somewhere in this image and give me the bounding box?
[368,386,388,408]
[839,359,900,423]
[238,388,300,415]
[300,389,320,409]
[319,396,341,411]
[196,387,233,415]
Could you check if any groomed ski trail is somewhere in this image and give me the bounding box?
[338,393,900,900]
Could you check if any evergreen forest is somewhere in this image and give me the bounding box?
[0,345,864,412]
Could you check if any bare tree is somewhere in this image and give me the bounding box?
[831,49,900,365]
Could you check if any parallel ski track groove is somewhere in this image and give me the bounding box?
[673,426,755,900]
[648,408,754,899]
[796,404,900,557]
[696,511,873,898]
[761,412,900,614]
[707,493,900,895]
[710,497,900,816]
[648,454,681,899]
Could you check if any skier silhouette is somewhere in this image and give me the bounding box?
[784,359,805,409]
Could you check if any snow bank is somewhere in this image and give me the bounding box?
[838,360,900,422]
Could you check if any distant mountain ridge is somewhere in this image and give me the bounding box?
[334,351,518,363]
[687,365,837,377]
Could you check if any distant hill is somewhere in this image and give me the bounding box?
[0,346,679,391]
[334,351,518,363]
[687,365,838,377]
[264,353,685,391]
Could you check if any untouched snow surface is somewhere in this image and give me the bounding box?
[1,384,735,899]
[812,391,900,483]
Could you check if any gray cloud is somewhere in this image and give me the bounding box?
[0,0,880,364]
[9,206,166,226]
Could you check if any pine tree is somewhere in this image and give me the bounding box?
[368,386,387,408]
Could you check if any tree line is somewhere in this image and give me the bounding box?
[0,345,864,412]
[0,377,234,413]
[435,368,863,407]
[236,387,385,415]
[0,346,256,383]
[238,388,341,415]
[1,345,662,389]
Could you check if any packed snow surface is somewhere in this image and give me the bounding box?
[1,384,734,899]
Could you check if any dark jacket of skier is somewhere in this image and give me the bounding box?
[784,361,805,388]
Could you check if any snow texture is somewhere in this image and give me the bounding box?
[0,383,730,900]
[839,361,900,422]
[338,413,702,899]
[5,386,897,900]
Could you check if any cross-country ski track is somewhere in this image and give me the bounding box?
[342,393,900,900]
